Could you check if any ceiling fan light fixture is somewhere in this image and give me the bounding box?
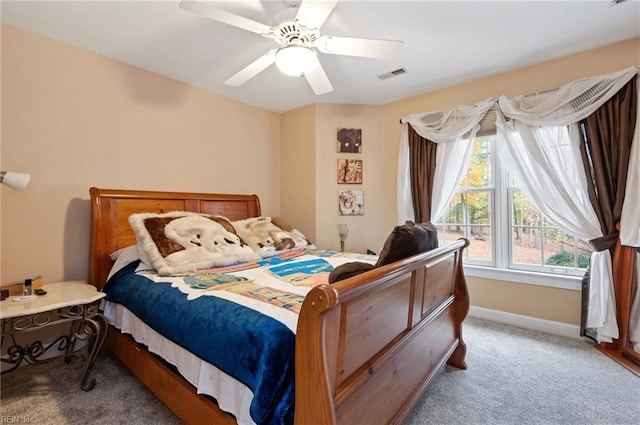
[275,46,318,76]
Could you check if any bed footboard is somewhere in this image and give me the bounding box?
[295,238,469,425]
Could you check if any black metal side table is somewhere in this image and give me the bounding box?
[1,281,107,391]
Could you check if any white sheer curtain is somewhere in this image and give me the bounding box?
[495,118,616,341]
[397,98,495,223]
[497,66,639,343]
[620,73,640,247]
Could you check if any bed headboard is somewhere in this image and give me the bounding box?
[88,187,261,290]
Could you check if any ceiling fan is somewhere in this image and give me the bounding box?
[179,0,404,95]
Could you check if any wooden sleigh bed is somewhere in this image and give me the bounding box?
[88,187,470,425]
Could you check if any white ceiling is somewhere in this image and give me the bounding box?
[2,0,639,113]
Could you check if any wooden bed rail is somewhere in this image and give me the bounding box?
[295,239,470,424]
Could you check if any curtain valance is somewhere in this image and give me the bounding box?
[400,98,495,143]
[498,66,638,126]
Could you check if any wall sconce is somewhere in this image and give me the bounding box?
[337,224,349,252]
[0,171,30,191]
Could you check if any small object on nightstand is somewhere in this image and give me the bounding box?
[24,278,32,296]
[12,295,37,302]
[34,288,47,296]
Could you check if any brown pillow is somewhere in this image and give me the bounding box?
[328,262,376,284]
[375,221,438,267]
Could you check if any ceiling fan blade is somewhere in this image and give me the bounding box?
[315,35,403,59]
[304,64,333,95]
[296,0,339,30]
[224,49,277,86]
[179,0,273,36]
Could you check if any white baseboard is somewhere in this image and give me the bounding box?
[468,306,582,339]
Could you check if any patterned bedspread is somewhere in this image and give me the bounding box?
[103,249,376,425]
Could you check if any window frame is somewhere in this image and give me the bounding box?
[437,135,496,267]
[443,133,587,290]
[506,187,589,277]
[437,188,496,268]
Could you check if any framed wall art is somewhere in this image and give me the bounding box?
[337,128,362,153]
[337,159,363,184]
[338,190,364,216]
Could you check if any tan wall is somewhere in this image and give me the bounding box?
[0,24,281,284]
[280,104,316,240]
[281,103,393,253]
[314,104,389,253]
[467,277,582,325]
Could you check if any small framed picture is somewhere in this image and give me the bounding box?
[338,190,364,216]
[337,159,363,184]
[337,128,362,153]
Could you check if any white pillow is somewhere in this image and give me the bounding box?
[107,245,140,282]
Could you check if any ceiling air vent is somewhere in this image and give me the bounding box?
[378,68,408,80]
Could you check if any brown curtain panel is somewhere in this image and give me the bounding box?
[408,125,437,223]
[578,75,637,337]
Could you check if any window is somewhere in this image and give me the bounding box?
[508,184,592,275]
[437,136,494,266]
[435,134,591,277]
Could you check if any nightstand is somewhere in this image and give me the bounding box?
[0,281,107,391]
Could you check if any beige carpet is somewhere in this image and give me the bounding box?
[0,348,182,425]
[1,317,638,424]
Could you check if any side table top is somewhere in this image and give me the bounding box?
[0,281,105,319]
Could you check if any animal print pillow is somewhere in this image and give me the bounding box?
[231,216,312,257]
[129,211,260,275]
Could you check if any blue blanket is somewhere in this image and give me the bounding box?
[104,261,295,425]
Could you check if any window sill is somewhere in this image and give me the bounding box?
[463,265,583,291]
